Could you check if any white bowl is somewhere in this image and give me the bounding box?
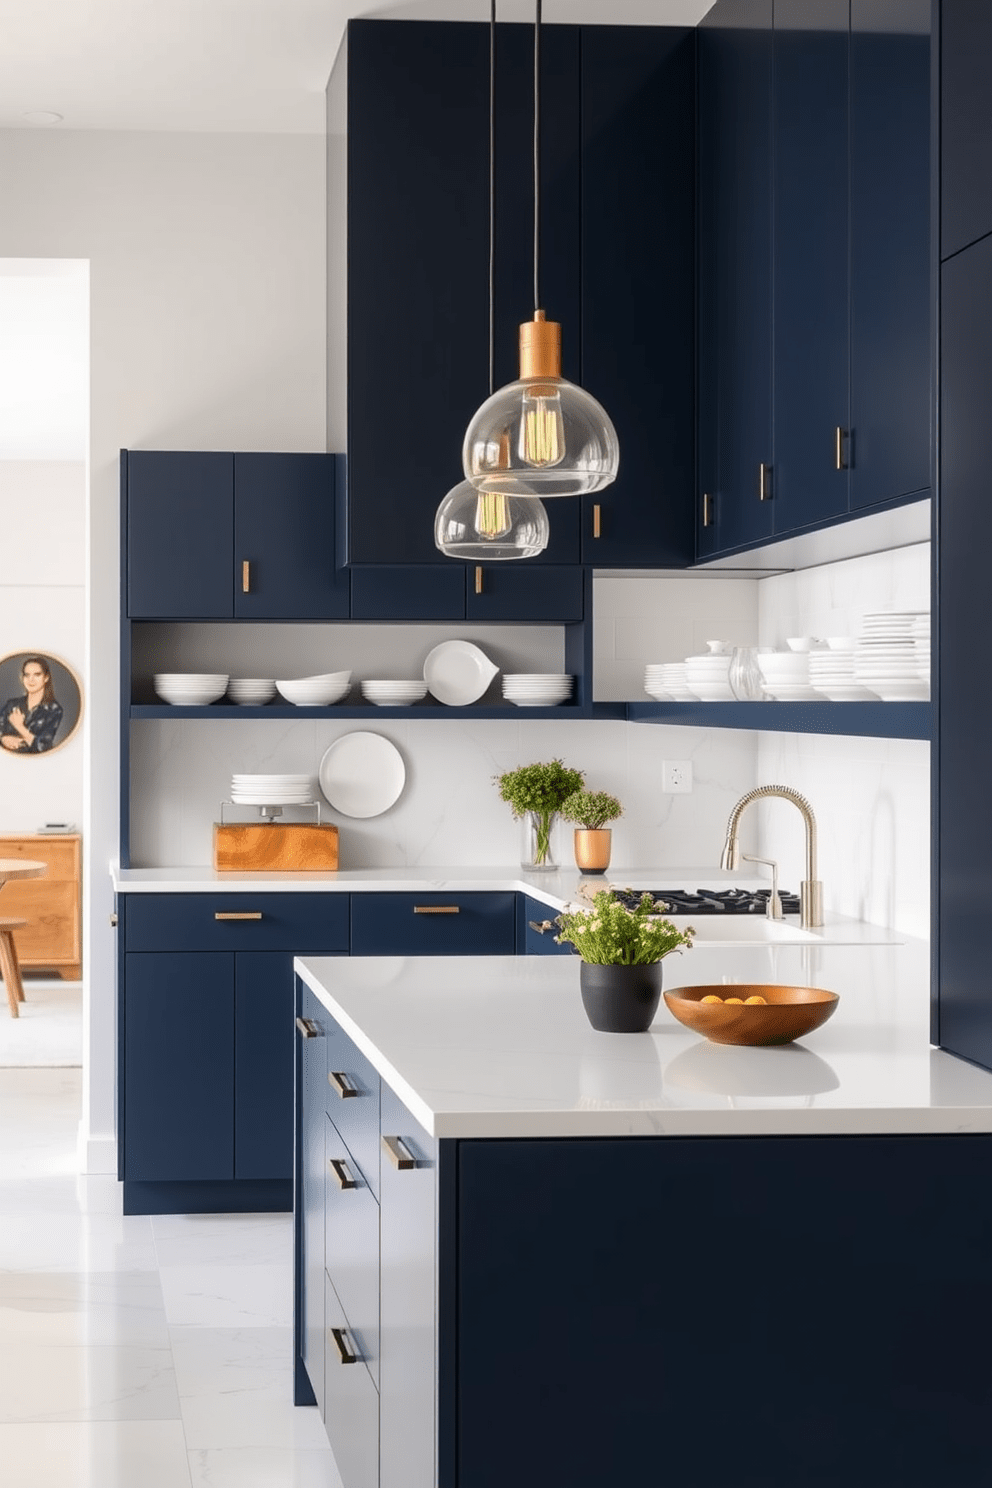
[785,637,819,652]
[228,679,276,704]
[275,679,350,706]
[154,675,228,705]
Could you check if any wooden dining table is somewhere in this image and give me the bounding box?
[0,858,48,1018]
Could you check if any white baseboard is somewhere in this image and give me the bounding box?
[76,1125,117,1175]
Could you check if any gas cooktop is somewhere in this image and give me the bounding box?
[611,886,801,917]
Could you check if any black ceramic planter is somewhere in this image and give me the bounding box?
[578,961,664,1033]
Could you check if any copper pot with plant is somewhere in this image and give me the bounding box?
[559,790,623,874]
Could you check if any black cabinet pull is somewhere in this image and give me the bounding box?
[328,1157,357,1190]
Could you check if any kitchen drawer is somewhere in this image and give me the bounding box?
[325,1116,380,1390]
[518,895,571,956]
[324,1270,379,1488]
[124,893,350,953]
[350,892,516,957]
[325,1016,381,1200]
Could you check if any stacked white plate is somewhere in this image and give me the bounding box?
[853,611,930,700]
[360,680,428,707]
[808,640,873,700]
[227,678,276,706]
[230,773,313,806]
[502,673,573,707]
[643,663,695,701]
[684,652,734,701]
[912,614,931,686]
[275,671,351,706]
[154,673,228,706]
[755,651,816,700]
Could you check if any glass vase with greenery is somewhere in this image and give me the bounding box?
[495,758,585,870]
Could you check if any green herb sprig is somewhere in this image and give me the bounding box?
[559,789,623,830]
[555,889,694,966]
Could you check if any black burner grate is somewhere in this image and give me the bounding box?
[610,887,801,916]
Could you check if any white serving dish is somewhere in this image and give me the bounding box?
[318,732,406,817]
[423,640,498,706]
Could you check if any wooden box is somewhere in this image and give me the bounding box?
[0,834,81,979]
[213,822,339,872]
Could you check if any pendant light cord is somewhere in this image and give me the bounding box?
[489,0,496,396]
[533,0,541,314]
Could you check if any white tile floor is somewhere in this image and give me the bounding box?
[0,1068,343,1487]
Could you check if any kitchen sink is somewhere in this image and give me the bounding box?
[665,915,818,944]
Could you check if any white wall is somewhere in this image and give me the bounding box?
[0,460,86,831]
[0,127,327,1171]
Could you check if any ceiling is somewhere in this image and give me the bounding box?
[0,0,714,135]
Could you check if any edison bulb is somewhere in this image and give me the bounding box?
[519,386,564,468]
[434,480,549,560]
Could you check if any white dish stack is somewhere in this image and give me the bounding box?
[853,611,930,700]
[912,614,931,689]
[807,639,872,700]
[227,678,276,706]
[501,674,574,707]
[275,671,351,706]
[360,681,429,706]
[643,663,694,700]
[230,773,313,806]
[755,651,816,700]
[684,652,734,700]
[153,673,229,706]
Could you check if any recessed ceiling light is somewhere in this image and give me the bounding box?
[22,111,64,126]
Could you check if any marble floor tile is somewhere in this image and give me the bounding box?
[0,1342,180,1423]
[169,1325,292,1398]
[0,1420,193,1487]
[0,1173,125,1217]
[0,1271,171,1348]
[158,1264,293,1329]
[187,1446,342,1488]
[180,1391,330,1451]
[152,1212,292,1268]
[0,1212,158,1272]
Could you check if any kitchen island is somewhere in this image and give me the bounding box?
[296,942,992,1488]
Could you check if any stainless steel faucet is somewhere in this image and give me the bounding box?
[721,785,823,928]
[741,853,782,919]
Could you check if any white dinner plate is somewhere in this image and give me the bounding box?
[318,732,406,818]
[423,640,498,706]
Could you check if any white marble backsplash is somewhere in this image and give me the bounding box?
[756,541,931,647]
[128,717,760,873]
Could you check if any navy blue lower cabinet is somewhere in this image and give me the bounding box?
[235,952,295,1180]
[297,982,327,1411]
[350,893,517,956]
[518,894,571,955]
[124,952,235,1183]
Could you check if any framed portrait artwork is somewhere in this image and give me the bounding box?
[0,652,83,756]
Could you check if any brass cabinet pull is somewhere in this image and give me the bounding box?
[592,503,601,539]
[328,1069,359,1100]
[329,1157,357,1190]
[295,1017,321,1039]
[702,492,714,528]
[109,912,119,928]
[759,463,772,501]
[835,426,848,471]
[329,1326,358,1365]
[242,560,250,593]
[528,919,554,935]
[382,1134,416,1170]
[214,911,263,921]
[413,905,460,914]
[475,565,483,594]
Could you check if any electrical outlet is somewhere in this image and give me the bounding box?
[662,760,693,794]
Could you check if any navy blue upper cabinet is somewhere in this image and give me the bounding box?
[126,451,348,620]
[849,0,932,511]
[579,26,696,568]
[772,0,850,534]
[697,0,776,557]
[941,0,992,260]
[127,451,234,618]
[234,455,349,620]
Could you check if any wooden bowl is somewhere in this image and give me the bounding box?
[662,984,839,1047]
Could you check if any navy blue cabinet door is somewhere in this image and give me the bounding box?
[466,565,583,623]
[234,455,349,620]
[849,1,932,512]
[772,0,850,534]
[351,894,517,956]
[697,0,775,555]
[235,952,295,1180]
[349,566,466,621]
[941,0,992,260]
[580,25,696,568]
[937,236,992,1071]
[124,952,235,1181]
[127,452,233,618]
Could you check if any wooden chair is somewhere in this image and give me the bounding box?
[0,918,27,1018]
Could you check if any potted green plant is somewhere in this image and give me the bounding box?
[555,889,694,1032]
[559,789,623,874]
[494,758,584,871]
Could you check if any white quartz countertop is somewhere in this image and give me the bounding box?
[294,939,992,1140]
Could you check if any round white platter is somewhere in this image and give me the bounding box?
[423,640,498,706]
[318,732,406,818]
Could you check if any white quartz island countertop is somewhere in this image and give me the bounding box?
[295,939,992,1140]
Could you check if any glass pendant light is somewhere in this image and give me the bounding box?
[462,0,619,499]
[435,0,550,560]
